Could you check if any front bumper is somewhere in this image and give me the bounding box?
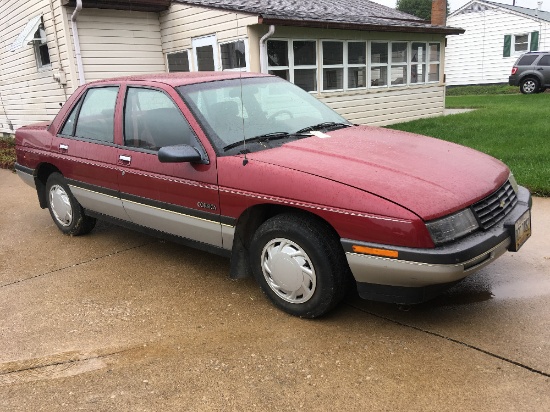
[342,186,532,304]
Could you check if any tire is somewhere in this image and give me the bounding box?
[45,172,96,236]
[520,77,540,94]
[249,213,350,318]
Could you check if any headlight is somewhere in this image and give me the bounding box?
[426,208,479,245]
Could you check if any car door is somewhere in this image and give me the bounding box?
[52,85,128,220]
[116,84,225,248]
[537,54,550,86]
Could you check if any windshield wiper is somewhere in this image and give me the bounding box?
[223,132,291,151]
[295,122,351,134]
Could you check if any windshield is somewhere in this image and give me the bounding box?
[178,76,350,153]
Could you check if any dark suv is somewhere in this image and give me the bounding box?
[509,51,550,94]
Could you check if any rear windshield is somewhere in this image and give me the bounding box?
[517,55,538,66]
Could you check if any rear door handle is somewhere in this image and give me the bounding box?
[59,144,69,152]
[536,67,544,71]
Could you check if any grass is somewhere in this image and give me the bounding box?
[446,84,519,96]
[387,92,550,197]
[0,136,15,171]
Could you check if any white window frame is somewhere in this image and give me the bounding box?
[321,40,345,92]
[410,42,427,85]
[390,41,408,87]
[346,41,368,90]
[219,39,250,72]
[369,41,389,88]
[192,35,219,71]
[513,33,530,54]
[267,39,318,92]
[33,20,51,71]
[427,42,441,83]
[268,38,443,91]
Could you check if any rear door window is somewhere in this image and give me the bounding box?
[538,55,550,66]
[517,55,538,66]
[60,87,119,143]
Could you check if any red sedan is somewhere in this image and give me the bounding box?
[15,72,532,317]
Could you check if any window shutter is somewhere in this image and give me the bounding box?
[530,31,539,51]
[503,35,511,57]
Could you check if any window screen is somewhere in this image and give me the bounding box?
[167,52,190,72]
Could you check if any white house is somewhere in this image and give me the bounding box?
[0,0,463,134]
[446,0,550,85]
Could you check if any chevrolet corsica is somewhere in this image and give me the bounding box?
[15,72,532,318]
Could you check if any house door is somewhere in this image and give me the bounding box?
[192,35,219,71]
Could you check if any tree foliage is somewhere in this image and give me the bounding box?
[396,0,449,21]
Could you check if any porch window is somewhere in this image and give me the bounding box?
[293,41,317,92]
[390,42,407,85]
[348,41,367,89]
[267,40,317,92]
[370,42,388,87]
[410,42,426,84]
[428,43,441,82]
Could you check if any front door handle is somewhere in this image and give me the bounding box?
[119,155,131,164]
[59,144,69,152]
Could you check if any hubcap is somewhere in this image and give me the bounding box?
[260,238,316,304]
[524,80,536,93]
[49,184,73,227]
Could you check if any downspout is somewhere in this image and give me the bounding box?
[259,25,275,74]
[49,0,68,99]
[71,0,85,85]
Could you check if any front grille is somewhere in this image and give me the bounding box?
[472,180,517,230]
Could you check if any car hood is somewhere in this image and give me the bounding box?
[247,126,509,220]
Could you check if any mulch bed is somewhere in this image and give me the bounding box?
[0,137,16,170]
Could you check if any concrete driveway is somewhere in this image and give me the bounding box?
[1,168,549,411]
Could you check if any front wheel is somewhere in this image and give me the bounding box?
[46,173,96,236]
[520,77,540,94]
[250,214,350,318]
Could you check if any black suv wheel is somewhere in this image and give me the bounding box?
[520,77,540,94]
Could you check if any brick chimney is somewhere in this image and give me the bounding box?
[431,0,446,26]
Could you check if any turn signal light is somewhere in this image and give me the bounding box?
[352,245,399,258]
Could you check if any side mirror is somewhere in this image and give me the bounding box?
[158,144,203,163]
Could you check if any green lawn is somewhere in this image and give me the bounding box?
[387,93,550,197]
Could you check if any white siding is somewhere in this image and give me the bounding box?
[319,85,445,126]
[446,7,550,85]
[0,0,72,133]
[67,8,166,82]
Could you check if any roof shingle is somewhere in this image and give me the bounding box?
[175,0,465,34]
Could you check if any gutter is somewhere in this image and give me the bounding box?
[258,17,465,35]
[71,0,85,85]
[259,25,275,74]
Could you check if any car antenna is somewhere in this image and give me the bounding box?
[235,13,248,166]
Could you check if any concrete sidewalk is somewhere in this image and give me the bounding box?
[1,169,549,411]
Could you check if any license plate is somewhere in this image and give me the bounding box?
[513,210,531,251]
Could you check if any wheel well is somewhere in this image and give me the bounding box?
[228,204,342,279]
[521,75,541,84]
[34,163,61,208]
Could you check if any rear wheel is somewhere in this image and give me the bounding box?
[46,173,96,235]
[250,213,350,318]
[520,77,540,94]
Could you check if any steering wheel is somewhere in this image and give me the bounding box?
[268,110,294,121]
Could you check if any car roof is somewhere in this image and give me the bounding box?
[86,72,271,87]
